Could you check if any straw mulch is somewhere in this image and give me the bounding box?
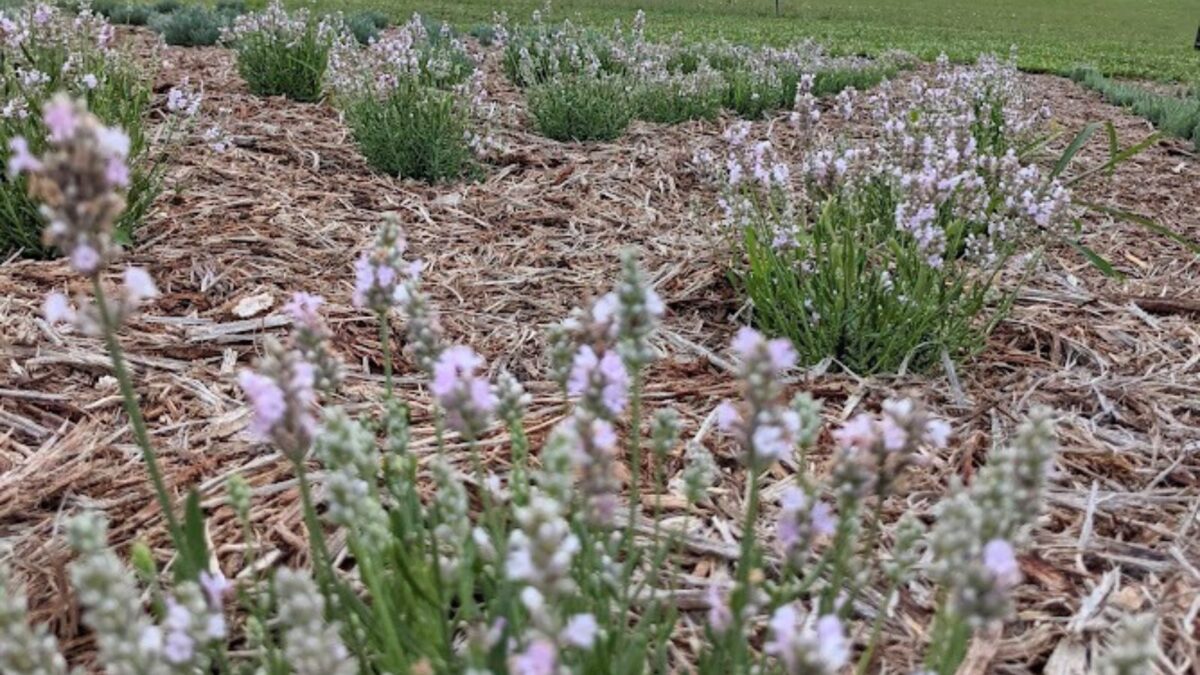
[0,29,1197,673]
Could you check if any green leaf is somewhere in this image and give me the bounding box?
[1067,238,1124,279]
[1066,131,1160,187]
[1050,122,1098,179]
[177,488,209,581]
[1104,120,1120,174]
[1076,200,1200,255]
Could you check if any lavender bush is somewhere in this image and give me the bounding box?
[327,15,491,182]
[697,55,1071,374]
[223,0,345,102]
[0,95,1135,675]
[0,3,195,256]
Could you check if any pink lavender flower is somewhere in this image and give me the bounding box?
[162,600,195,664]
[982,538,1020,588]
[714,400,741,432]
[924,418,952,448]
[6,137,41,175]
[567,345,629,417]
[706,583,733,634]
[166,80,202,117]
[122,267,158,303]
[96,127,130,159]
[510,639,557,675]
[43,292,75,325]
[560,613,598,648]
[284,292,324,328]
[766,606,848,674]
[777,487,836,563]
[719,329,807,466]
[70,244,100,275]
[814,615,849,669]
[238,370,287,439]
[43,97,77,141]
[431,345,496,437]
[199,570,231,608]
[731,326,795,374]
[352,216,420,314]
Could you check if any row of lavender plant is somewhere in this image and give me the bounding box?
[221,1,493,183]
[0,2,198,257]
[495,8,911,141]
[0,95,1159,673]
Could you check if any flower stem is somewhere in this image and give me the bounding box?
[378,311,394,398]
[855,577,899,675]
[93,278,187,561]
[626,368,644,535]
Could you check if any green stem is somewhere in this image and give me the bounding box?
[854,577,899,675]
[841,497,884,619]
[289,456,371,671]
[626,367,644,536]
[93,278,187,561]
[730,466,762,664]
[379,311,394,398]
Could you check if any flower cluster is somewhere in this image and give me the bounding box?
[328,13,475,98]
[313,409,392,554]
[764,607,849,675]
[431,345,497,438]
[776,486,836,566]
[829,398,950,500]
[223,0,315,45]
[223,0,344,102]
[65,513,169,674]
[928,409,1056,626]
[714,327,820,467]
[238,293,344,459]
[352,214,420,313]
[0,561,67,675]
[274,569,356,675]
[10,95,130,274]
[284,292,342,394]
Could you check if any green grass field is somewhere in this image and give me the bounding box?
[326,0,1199,84]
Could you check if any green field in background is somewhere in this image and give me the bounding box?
[320,0,1199,84]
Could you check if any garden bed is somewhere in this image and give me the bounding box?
[0,25,1198,673]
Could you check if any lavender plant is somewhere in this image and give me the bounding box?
[698,55,1071,373]
[327,15,487,182]
[344,10,389,46]
[3,98,1064,675]
[526,72,633,142]
[9,95,207,581]
[224,0,344,102]
[0,3,191,256]
[151,5,231,47]
[497,10,625,89]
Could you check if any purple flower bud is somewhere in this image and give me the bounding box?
[43,292,75,325]
[560,613,598,648]
[982,538,1020,588]
[43,97,77,142]
[6,137,41,175]
[237,370,287,440]
[122,267,158,303]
